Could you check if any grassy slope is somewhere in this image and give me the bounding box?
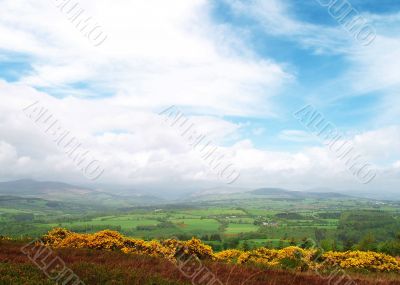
[1,241,400,285]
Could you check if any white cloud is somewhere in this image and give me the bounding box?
[252,128,265,136]
[224,0,353,54]
[393,160,400,169]
[0,0,292,117]
[233,0,400,129]
[279,129,315,142]
[0,80,399,191]
[0,141,18,165]
[346,35,400,94]
[0,1,399,194]
[352,126,400,162]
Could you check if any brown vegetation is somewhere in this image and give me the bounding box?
[1,239,400,285]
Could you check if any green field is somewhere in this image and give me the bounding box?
[225,223,259,235]
[170,218,220,233]
[2,196,400,254]
[47,218,161,230]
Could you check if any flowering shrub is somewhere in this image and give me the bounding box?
[40,229,400,273]
[235,246,314,270]
[87,230,124,250]
[322,251,400,272]
[42,229,215,261]
[214,249,243,263]
[42,228,72,246]
[57,233,91,249]
[179,238,214,260]
[122,238,174,259]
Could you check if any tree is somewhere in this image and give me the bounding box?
[201,234,209,241]
[315,228,327,242]
[356,233,377,251]
[210,234,221,241]
[320,239,334,251]
[300,238,315,249]
[242,240,250,251]
[265,241,273,248]
[379,240,400,256]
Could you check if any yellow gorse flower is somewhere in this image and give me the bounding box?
[41,228,400,273]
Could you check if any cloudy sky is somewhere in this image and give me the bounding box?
[0,0,399,195]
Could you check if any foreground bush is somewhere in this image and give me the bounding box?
[236,246,315,271]
[122,238,175,259]
[43,228,212,261]
[40,228,400,273]
[214,249,243,263]
[7,240,397,285]
[322,251,400,272]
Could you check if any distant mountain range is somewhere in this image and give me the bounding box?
[0,179,165,207]
[188,186,355,202]
[0,179,93,199]
[0,179,381,210]
[249,188,351,199]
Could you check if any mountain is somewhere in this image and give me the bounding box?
[190,186,250,197]
[0,195,101,214]
[249,188,351,199]
[0,179,165,207]
[187,187,354,203]
[0,179,94,200]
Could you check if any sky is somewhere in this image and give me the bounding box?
[0,0,399,196]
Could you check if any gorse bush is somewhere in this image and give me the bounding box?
[214,249,243,263]
[42,228,72,246]
[40,228,400,273]
[122,238,175,259]
[176,237,214,260]
[88,230,124,250]
[322,250,400,272]
[236,246,313,271]
[42,228,212,261]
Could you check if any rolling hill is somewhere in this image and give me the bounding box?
[0,179,165,209]
[188,186,355,203]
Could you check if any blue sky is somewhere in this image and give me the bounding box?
[0,0,399,194]
[209,0,392,150]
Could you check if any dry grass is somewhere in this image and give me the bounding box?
[1,240,399,285]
